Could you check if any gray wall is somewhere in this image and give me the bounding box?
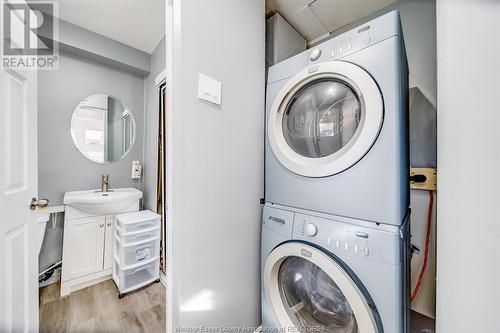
[143,37,166,211]
[38,15,151,76]
[166,0,265,330]
[398,0,436,107]
[436,1,500,332]
[39,212,64,274]
[38,52,144,205]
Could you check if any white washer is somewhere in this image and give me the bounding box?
[265,10,409,226]
[261,204,410,333]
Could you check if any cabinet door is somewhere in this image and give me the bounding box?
[103,215,115,270]
[63,216,106,280]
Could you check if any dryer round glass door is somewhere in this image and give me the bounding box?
[283,78,361,159]
[264,242,381,333]
[268,61,383,177]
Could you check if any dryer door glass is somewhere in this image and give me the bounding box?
[278,256,358,333]
[283,79,361,158]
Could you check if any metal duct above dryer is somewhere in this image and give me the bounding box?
[409,87,437,168]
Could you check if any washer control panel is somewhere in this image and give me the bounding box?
[293,212,400,265]
[329,226,371,257]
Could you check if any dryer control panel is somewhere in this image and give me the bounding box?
[293,213,401,265]
[307,10,401,64]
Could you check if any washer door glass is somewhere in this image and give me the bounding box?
[278,256,358,333]
[283,79,361,159]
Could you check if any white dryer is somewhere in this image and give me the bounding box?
[265,11,409,226]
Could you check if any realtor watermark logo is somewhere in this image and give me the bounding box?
[1,0,59,70]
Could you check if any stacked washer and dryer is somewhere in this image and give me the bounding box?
[262,11,410,333]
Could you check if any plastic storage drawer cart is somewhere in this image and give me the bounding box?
[113,210,161,298]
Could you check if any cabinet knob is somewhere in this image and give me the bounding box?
[99,223,104,228]
[107,222,111,227]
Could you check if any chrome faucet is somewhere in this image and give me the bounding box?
[101,175,109,193]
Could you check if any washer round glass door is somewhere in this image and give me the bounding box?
[264,243,380,333]
[268,61,383,177]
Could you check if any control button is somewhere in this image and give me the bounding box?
[354,245,359,254]
[335,240,340,248]
[309,48,322,61]
[344,242,349,252]
[365,36,371,44]
[331,49,335,57]
[305,223,318,237]
[355,231,369,239]
[308,65,319,73]
[363,247,370,256]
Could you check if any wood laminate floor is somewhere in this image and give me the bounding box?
[40,280,433,333]
[39,280,166,333]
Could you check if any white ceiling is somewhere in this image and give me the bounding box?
[266,0,397,42]
[51,0,165,54]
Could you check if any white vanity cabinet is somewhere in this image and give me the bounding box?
[61,200,140,296]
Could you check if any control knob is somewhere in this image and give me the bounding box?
[305,223,318,237]
[309,48,322,61]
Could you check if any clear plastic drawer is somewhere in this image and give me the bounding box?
[116,210,161,234]
[115,224,161,245]
[113,257,160,294]
[114,235,160,267]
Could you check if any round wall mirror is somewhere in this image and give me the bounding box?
[70,94,136,163]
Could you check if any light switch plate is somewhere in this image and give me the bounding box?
[198,73,222,106]
[131,160,141,179]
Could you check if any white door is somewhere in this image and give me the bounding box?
[263,242,381,333]
[268,61,383,177]
[62,216,106,281]
[0,3,40,332]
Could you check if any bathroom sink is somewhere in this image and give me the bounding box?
[63,188,142,215]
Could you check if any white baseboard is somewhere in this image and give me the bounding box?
[60,270,112,297]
